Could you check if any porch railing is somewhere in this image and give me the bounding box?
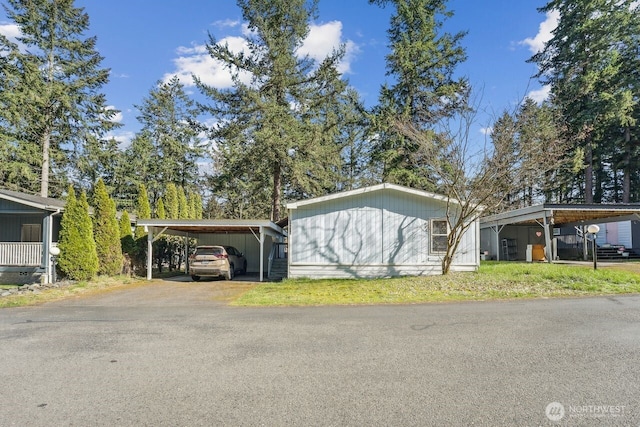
[0,242,42,266]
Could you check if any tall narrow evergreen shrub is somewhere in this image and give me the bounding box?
[93,179,123,275]
[58,187,99,280]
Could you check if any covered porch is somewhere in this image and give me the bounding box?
[0,189,64,284]
[480,204,640,262]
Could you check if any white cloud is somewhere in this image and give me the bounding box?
[106,105,123,123]
[106,130,135,150]
[298,21,358,74]
[480,127,493,136]
[164,36,252,88]
[520,10,559,54]
[0,22,26,52]
[212,19,240,29]
[166,20,358,89]
[527,85,551,103]
[0,22,21,39]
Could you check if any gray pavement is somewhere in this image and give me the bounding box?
[0,285,639,426]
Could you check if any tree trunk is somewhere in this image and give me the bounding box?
[41,129,50,198]
[623,126,631,203]
[271,163,282,222]
[584,140,593,203]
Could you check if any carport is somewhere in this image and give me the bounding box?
[480,204,640,262]
[136,219,287,282]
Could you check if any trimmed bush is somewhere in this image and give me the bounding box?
[58,187,99,281]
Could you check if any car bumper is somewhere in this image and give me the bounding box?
[189,266,229,277]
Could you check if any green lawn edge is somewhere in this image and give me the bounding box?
[231,262,640,307]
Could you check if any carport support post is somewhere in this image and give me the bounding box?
[146,227,153,281]
[543,213,553,263]
[259,226,265,282]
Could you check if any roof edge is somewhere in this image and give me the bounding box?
[286,183,455,209]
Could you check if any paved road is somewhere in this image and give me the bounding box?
[0,284,639,426]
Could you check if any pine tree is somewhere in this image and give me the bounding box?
[164,183,178,219]
[58,186,98,280]
[135,184,151,239]
[156,198,166,219]
[119,210,133,239]
[177,186,188,219]
[529,0,640,202]
[0,0,120,197]
[197,0,347,221]
[118,210,135,255]
[92,179,123,275]
[369,0,468,190]
[134,77,202,200]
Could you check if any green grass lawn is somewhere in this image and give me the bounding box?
[231,261,640,306]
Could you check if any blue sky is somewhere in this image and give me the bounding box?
[1,0,557,146]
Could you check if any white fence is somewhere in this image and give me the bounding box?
[0,242,42,266]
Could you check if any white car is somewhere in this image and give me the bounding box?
[189,245,247,281]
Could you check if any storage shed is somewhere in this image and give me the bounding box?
[286,183,479,279]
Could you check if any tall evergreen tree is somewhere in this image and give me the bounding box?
[197,0,347,221]
[132,77,202,202]
[369,0,468,190]
[134,184,151,239]
[529,0,640,202]
[164,183,179,219]
[92,179,123,275]
[0,0,120,197]
[177,186,188,219]
[58,186,98,280]
[156,197,166,219]
[118,210,135,258]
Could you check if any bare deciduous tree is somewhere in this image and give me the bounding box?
[397,99,563,274]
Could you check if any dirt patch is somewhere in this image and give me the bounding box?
[47,278,256,307]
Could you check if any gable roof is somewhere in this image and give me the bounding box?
[0,189,66,212]
[286,183,454,210]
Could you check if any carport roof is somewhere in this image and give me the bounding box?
[135,219,286,237]
[480,203,640,228]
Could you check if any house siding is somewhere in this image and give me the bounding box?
[289,188,478,279]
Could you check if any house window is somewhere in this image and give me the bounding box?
[21,224,41,242]
[431,219,448,254]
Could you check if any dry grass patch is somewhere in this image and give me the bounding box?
[0,276,145,308]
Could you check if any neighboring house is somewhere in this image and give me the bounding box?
[0,189,64,285]
[286,183,479,279]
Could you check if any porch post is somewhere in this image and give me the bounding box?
[43,213,52,284]
[495,223,500,261]
[146,227,153,280]
[259,226,265,282]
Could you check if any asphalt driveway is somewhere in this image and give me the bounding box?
[0,283,638,426]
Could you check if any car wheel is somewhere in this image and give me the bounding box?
[242,261,247,274]
[191,275,200,282]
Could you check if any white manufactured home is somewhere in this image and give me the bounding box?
[286,183,479,279]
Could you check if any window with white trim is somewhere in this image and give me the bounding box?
[430,219,448,254]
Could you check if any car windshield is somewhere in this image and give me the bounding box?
[195,247,224,256]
